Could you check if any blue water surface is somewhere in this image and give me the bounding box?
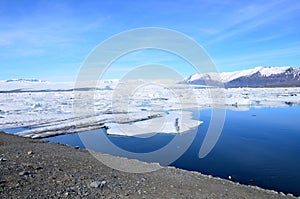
[174,107,300,196]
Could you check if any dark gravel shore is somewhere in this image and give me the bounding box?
[0,132,297,199]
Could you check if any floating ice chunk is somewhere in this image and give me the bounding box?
[106,111,202,137]
[32,103,42,109]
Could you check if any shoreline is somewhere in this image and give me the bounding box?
[0,132,298,199]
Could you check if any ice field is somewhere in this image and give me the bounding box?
[1,80,299,138]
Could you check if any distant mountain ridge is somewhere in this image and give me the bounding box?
[5,78,47,83]
[184,66,300,87]
[0,79,119,92]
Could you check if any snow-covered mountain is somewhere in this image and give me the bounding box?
[184,66,300,87]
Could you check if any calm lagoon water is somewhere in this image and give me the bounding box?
[3,106,300,196]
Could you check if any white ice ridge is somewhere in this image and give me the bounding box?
[0,79,300,138]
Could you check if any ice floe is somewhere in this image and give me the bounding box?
[106,111,202,137]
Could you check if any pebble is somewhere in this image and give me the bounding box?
[100,180,106,188]
[111,172,118,178]
[0,157,7,162]
[0,180,6,184]
[125,190,131,196]
[19,171,30,176]
[90,182,99,188]
[35,166,43,171]
[90,180,106,188]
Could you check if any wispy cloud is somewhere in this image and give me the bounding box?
[205,0,300,45]
[216,45,300,70]
[0,12,108,57]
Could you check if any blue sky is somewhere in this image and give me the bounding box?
[0,0,300,81]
